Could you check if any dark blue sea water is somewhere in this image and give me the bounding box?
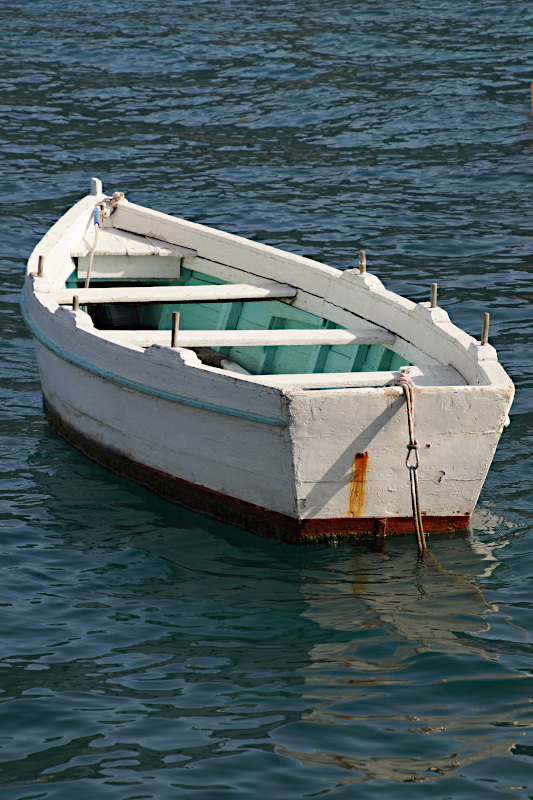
[1,1,533,797]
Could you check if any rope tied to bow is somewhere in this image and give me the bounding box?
[84,206,100,290]
[394,373,427,558]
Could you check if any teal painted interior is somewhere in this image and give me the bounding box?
[66,263,410,376]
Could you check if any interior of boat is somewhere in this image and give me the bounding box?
[49,224,467,389]
[63,247,408,381]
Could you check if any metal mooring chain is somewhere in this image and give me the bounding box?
[395,375,427,558]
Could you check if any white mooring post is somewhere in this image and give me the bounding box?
[90,177,103,195]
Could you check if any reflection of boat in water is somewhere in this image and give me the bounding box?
[300,537,499,660]
[284,534,528,783]
[274,738,516,784]
[22,456,528,785]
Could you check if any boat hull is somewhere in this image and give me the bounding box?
[43,394,470,542]
[25,286,512,541]
[30,326,505,535]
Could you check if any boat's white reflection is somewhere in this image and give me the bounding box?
[26,451,528,784]
[274,738,518,784]
[277,520,528,783]
[300,536,498,662]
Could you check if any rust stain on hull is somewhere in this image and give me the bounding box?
[348,451,369,517]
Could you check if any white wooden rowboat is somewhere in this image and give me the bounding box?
[21,178,514,542]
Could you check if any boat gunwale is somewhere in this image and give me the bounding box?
[24,188,514,396]
[24,287,514,414]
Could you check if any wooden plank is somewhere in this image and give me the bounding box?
[71,227,197,258]
[51,282,299,306]
[246,365,467,389]
[104,327,395,348]
[76,254,182,281]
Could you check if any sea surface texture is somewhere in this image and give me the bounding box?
[1,1,533,797]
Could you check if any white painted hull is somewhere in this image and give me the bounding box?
[22,182,514,540]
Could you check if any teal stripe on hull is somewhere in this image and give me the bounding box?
[20,289,287,428]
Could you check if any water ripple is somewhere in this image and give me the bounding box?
[1,0,532,797]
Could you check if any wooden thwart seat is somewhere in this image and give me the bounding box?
[104,327,396,348]
[71,228,197,281]
[52,283,298,305]
[71,227,196,259]
[246,365,467,388]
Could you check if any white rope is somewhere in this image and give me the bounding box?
[84,207,100,290]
